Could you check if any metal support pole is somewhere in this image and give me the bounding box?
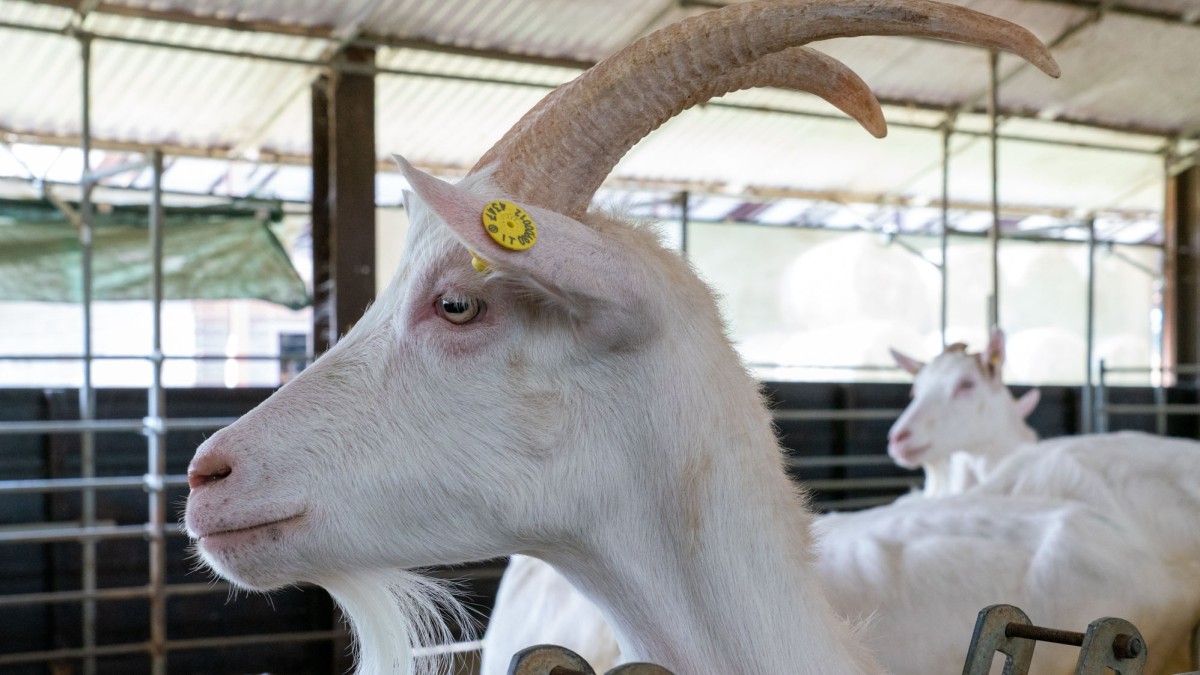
[679,190,689,257]
[987,49,1001,331]
[78,34,98,675]
[1083,217,1096,433]
[147,149,169,675]
[1096,359,1108,434]
[940,121,952,348]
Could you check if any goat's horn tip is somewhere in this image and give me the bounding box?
[1028,49,1061,78]
[865,115,888,139]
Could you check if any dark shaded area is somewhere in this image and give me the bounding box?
[0,381,1195,672]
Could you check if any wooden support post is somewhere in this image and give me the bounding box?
[311,47,377,354]
[311,74,333,353]
[1164,165,1200,383]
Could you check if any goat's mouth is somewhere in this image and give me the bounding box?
[196,512,307,542]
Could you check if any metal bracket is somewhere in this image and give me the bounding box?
[962,604,1147,675]
[508,644,674,675]
[962,604,1037,674]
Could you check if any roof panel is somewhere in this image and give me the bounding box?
[0,28,80,138]
[82,12,330,60]
[0,0,74,29]
[1002,12,1200,135]
[366,0,669,61]
[374,74,548,169]
[103,0,360,32]
[85,41,311,150]
[1120,0,1200,17]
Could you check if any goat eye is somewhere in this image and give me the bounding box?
[437,296,484,325]
[955,379,976,394]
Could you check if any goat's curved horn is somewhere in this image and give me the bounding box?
[472,0,1059,218]
[479,46,887,191]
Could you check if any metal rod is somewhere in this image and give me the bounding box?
[1100,363,1200,374]
[1153,381,1168,435]
[801,477,922,491]
[1005,622,1085,647]
[82,157,148,185]
[0,524,155,545]
[1096,359,1109,433]
[987,49,1001,330]
[1083,217,1097,432]
[773,409,905,422]
[77,33,98,675]
[1104,403,1200,415]
[679,190,689,257]
[0,642,152,667]
[166,629,345,651]
[940,121,952,348]
[786,455,899,468]
[812,495,900,511]
[148,148,169,675]
[0,475,188,494]
[0,581,310,608]
[0,630,346,666]
[0,353,315,362]
[0,417,237,435]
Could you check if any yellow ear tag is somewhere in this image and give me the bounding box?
[470,252,490,273]
[482,200,537,251]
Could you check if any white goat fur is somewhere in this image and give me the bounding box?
[483,494,1197,675]
[185,168,884,674]
[888,330,1040,497]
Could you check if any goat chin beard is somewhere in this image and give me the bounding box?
[321,568,474,675]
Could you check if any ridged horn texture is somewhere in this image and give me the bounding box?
[481,46,887,181]
[472,0,1059,219]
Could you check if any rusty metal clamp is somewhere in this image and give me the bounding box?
[508,644,674,675]
[961,604,1148,675]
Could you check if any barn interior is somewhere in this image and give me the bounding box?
[1,0,1199,673]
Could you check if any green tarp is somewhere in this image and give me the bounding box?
[0,199,310,310]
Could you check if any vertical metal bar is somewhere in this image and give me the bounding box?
[940,121,951,349]
[679,190,689,258]
[147,149,169,675]
[1153,378,1168,435]
[78,34,98,675]
[1096,359,1108,434]
[987,49,1001,331]
[1083,217,1096,433]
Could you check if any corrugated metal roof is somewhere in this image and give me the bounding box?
[0,0,1196,224]
[1003,11,1200,135]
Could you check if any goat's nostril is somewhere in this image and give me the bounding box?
[891,429,912,444]
[188,464,232,490]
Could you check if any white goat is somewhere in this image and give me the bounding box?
[482,554,619,674]
[888,329,1041,497]
[183,2,1061,673]
[483,494,1196,675]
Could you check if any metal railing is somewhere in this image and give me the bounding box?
[1092,360,1200,434]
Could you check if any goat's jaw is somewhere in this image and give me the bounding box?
[188,512,310,590]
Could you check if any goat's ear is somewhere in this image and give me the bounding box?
[395,155,648,344]
[1015,388,1040,419]
[890,348,924,376]
[985,327,1006,377]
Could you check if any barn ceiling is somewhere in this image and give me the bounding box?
[0,0,1197,226]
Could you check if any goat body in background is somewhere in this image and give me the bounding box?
[483,485,1196,675]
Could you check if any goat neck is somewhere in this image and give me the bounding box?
[530,340,882,675]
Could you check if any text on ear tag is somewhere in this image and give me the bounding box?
[482,200,538,251]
